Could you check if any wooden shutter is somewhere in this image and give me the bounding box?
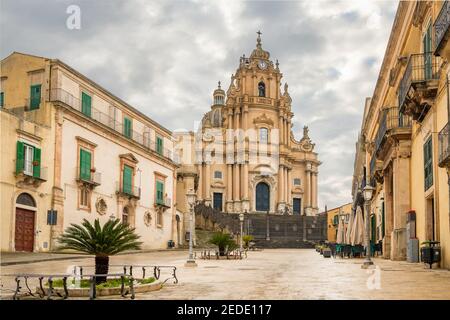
[30,84,41,110]
[32,147,41,178]
[79,149,92,180]
[123,117,132,138]
[156,136,163,154]
[123,165,133,194]
[156,180,164,204]
[81,92,92,117]
[0,92,4,107]
[16,141,24,174]
[424,137,433,190]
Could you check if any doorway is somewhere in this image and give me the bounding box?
[256,182,270,212]
[15,193,37,252]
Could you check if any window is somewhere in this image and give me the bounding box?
[259,128,268,143]
[123,116,132,138]
[79,149,92,181]
[293,198,301,215]
[29,84,41,110]
[156,211,163,227]
[122,165,133,195]
[156,180,165,205]
[16,141,41,178]
[423,23,432,80]
[333,215,339,226]
[156,136,163,155]
[79,187,90,208]
[258,81,265,97]
[81,92,92,117]
[213,193,223,211]
[122,207,129,225]
[0,92,4,107]
[293,178,301,186]
[214,171,222,179]
[424,137,433,190]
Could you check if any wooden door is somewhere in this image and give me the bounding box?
[15,208,35,252]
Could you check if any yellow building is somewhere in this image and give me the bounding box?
[175,33,321,216]
[352,1,450,269]
[323,203,352,242]
[1,52,179,252]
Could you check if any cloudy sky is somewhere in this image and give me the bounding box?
[1,0,398,210]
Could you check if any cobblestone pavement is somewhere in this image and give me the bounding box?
[1,249,450,299]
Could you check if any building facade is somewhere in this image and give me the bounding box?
[176,34,320,216]
[323,203,353,243]
[352,1,450,269]
[0,52,179,252]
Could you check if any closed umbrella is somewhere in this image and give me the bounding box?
[336,215,345,244]
[350,206,365,246]
[345,211,354,245]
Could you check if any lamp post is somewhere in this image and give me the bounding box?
[362,184,375,269]
[185,189,197,267]
[239,213,245,252]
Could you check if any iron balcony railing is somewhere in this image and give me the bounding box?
[435,1,450,55]
[76,167,101,186]
[116,182,141,199]
[438,121,450,167]
[374,107,412,154]
[156,197,172,208]
[50,88,175,163]
[398,53,441,112]
[17,165,48,181]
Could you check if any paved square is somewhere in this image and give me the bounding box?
[1,249,450,299]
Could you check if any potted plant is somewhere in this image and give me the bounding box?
[32,160,39,166]
[322,246,332,258]
[57,218,142,284]
[420,240,441,269]
[90,167,96,173]
[209,232,236,256]
[242,235,254,249]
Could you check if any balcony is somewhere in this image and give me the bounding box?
[438,122,450,168]
[374,107,412,157]
[155,197,172,209]
[435,1,450,58]
[16,165,48,187]
[116,182,141,199]
[50,88,176,163]
[369,153,383,184]
[76,167,101,187]
[398,53,441,122]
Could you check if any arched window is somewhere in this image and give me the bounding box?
[122,207,129,225]
[258,82,265,97]
[214,171,222,179]
[16,193,36,207]
[259,128,268,143]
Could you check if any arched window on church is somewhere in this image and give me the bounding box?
[258,81,265,97]
[259,127,268,143]
[212,109,222,127]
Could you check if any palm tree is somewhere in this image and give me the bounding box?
[209,232,236,256]
[57,218,142,283]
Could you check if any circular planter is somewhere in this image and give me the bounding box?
[36,280,162,297]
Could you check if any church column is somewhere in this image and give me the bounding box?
[286,167,291,207]
[312,170,317,210]
[278,165,285,211]
[205,161,211,205]
[286,120,291,147]
[226,108,234,211]
[305,163,311,213]
[279,114,284,145]
[198,163,203,200]
[227,164,233,204]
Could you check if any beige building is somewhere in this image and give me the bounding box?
[175,34,320,216]
[0,52,179,252]
[323,203,353,243]
[352,1,450,269]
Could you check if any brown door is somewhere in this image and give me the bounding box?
[15,208,35,252]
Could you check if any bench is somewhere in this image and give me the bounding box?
[2,273,70,300]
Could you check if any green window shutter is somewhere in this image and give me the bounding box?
[81,92,92,117]
[16,141,24,174]
[371,215,376,242]
[156,181,164,204]
[424,137,433,190]
[79,149,92,180]
[0,92,4,107]
[156,136,163,154]
[123,165,133,194]
[30,84,41,110]
[123,117,132,138]
[32,147,41,178]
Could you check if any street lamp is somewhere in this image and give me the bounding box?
[185,189,197,267]
[239,213,245,252]
[362,184,375,269]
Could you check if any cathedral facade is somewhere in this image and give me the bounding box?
[176,33,320,216]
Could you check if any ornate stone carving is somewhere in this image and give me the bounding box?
[253,113,274,127]
[95,197,107,215]
[144,211,152,226]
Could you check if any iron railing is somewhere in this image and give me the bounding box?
[438,121,450,167]
[50,88,175,162]
[374,107,412,154]
[116,182,141,198]
[156,197,172,207]
[18,166,48,181]
[435,1,450,55]
[398,53,441,111]
[76,167,101,186]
